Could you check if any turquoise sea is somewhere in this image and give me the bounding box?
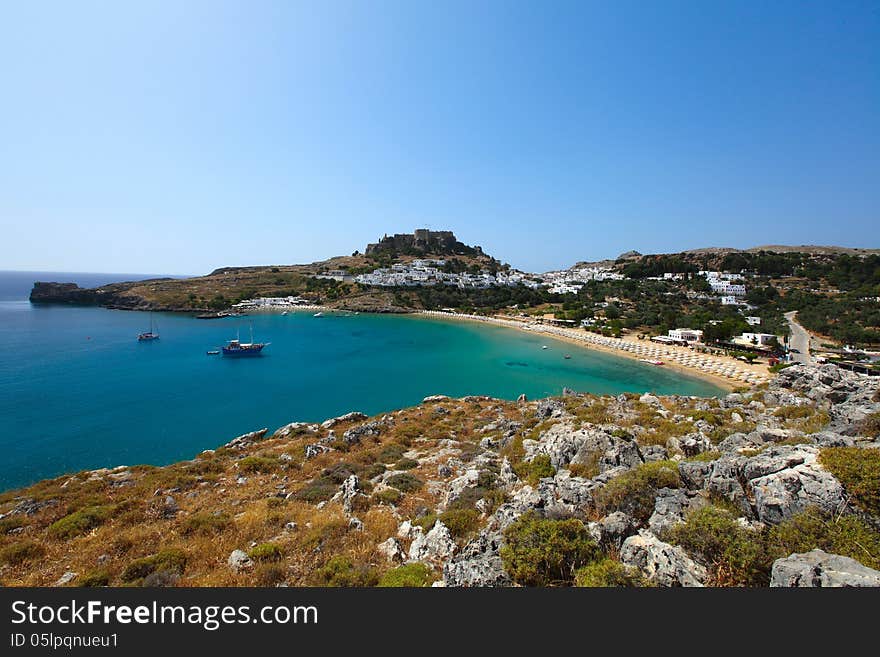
[0,272,723,491]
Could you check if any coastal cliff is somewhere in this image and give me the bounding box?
[29,281,152,309]
[1,365,878,587]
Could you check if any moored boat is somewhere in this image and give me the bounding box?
[137,312,159,341]
[221,325,268,357]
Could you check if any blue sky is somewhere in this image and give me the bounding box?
[1,1,877,275]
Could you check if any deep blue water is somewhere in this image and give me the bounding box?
[0,272,722,491]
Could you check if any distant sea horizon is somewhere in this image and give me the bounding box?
[0,270,191,302]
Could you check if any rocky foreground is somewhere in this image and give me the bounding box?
[1,365,879,587]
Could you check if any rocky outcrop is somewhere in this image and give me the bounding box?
[620,530,707,587]
[224,428,268,450]
[443,531,510,587]
[746,445,846,524]
[408,521,457,562]
[227,550,254,573]
[321,412,367,429]
[770,550,880,587]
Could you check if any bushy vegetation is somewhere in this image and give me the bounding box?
[514,454,556,485]
[386,473,424,492]
[48,505,113,539]
[373,488,403,505]
[667,504,880,585]
[312,555,378,587]
[575,559,645,587]
[0,540,45,565]
[248,542,282,563]
[294,477,339,503]
[121,549,187,584]
[438,508,481,539]
[181,511,230,536]
[378,563,436,587]
[500,512,600,586]
[77,568,112,587]
[238,455,279,474]
[594,461,681,522]
[819,447,880,516]
[667,506,770,586]
[768,508,880,571]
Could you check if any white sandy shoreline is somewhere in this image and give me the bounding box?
[242,305,770,391]
[418,310,772,391]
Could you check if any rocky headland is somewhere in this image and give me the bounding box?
[1,364,878,587]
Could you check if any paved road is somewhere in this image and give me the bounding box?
[784,311,814,365]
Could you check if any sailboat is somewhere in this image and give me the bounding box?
[221,324,268,357]
[137,312,159,341]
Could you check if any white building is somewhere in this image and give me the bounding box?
[738,332,777,346]
[709,280,746,296]
[720,295,739,305]
[745,316,761,326]
[668,328,703,343]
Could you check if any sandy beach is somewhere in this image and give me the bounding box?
[420,310,774,391]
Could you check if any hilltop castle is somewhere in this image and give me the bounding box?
[365,229,481,257]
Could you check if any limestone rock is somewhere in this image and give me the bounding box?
[331,475,361,514]
[746,445,846,524]
[648,488,707,537]
[53,571,78,586]
[597,512,637,550]
[443,531,511,587]
[770,550,880,587]
[223,428,268,449]
[228,549,254,573]
[321,412,367,429]
[620,530,707,587]
[377,537,404,563]
[408,521,457,562]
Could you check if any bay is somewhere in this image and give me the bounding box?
[0,272,722,490]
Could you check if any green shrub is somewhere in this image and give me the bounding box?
[181,511,230,536]
[393,458,419,470]
[378,563,436,587]
[238,455,278,474]
[363,463,387,479]
[77,568,112,587]
[387,473,424,492]
[0,540,46,565]
[514,454,556,485]
[687,451,722,462]
[438,508,481,539]
[666,506,771,586]
[769,508,880,570]
[412,513,438,532]
[313,555,378,587]
[689,410,724,426]
[575,559,645,587]
[48,505,113,539]
[121,549,187,583]
[567,461,599,479]
[248,542,282,562]
[294,478,339,503]
[500,511,600,586]
[373,488,403,505]
[594,461,681,522]
[773,405,814,420]
[819,447,880,515]
[377,444,407,463]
